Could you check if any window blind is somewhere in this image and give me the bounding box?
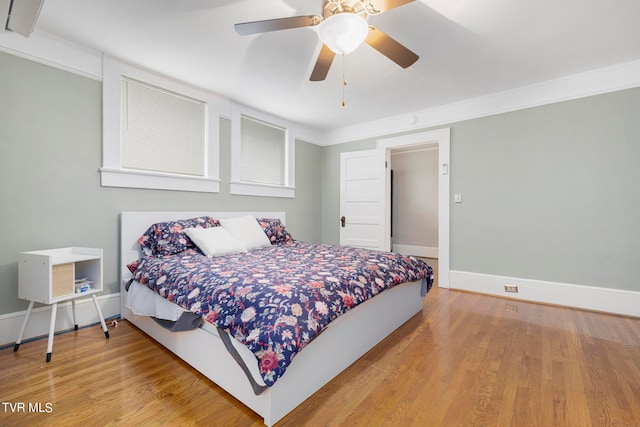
[240,115,286,186]
[121,77,206,177]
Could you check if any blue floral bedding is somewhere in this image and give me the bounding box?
[132,241,433,386]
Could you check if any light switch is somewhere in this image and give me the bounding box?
[454,193,462,203]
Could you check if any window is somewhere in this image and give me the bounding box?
[101,56,220,193]
[230,103,295,198]
[121,77,205,177]
[240,116,286,185]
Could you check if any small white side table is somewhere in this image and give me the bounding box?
[14,247,109,362]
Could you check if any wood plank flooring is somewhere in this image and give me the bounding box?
[1,285,640,426]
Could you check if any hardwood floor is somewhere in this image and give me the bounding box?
[1,285,640,426]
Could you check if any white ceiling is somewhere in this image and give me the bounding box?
[34,0,640,132]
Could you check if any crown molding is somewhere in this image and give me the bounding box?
[3,30,640,147]
[320,59,640,145]
[0,29,102,80]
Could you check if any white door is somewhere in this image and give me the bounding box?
[339,149,387,250]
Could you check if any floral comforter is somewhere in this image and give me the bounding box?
[132,241,433,386]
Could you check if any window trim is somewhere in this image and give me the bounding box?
[101,55,221,193]
[230,102,295,198]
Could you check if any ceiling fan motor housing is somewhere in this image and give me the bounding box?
[322,0,369,19]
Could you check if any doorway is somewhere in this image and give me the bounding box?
[378,128,450,288]
[390,144,439,257]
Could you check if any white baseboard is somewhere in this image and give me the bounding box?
[0,293,121,347]
[450,270,640,318]
[392,244,438,259]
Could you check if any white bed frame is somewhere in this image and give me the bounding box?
[120,211,424,426]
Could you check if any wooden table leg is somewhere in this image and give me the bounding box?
[14,301,35,352]
[72,299,78,331]
[91,294,109,339]
[46,302,58,363]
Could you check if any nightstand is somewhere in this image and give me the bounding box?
[14,247,109,362]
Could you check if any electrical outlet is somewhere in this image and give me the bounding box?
[504,284,518,293]
[505,304,518,312]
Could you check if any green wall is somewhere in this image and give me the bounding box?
[449,89,640,290]
[0,52,322,316]
[321,88,640,292]
[2,49,639,319]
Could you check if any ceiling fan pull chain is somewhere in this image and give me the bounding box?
[342,53,346,107]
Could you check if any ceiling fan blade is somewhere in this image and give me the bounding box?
[235,15,322,36]
[365,26,419,68]
[309,44,336,81]
[366,0,415,13]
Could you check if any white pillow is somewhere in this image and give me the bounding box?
[219,215,272,251]
[183,226,247,258]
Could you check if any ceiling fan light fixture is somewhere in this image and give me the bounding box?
[317,12,369,55]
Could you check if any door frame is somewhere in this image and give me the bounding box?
[377,128,450,288]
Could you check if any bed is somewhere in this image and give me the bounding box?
[120,211,433,426]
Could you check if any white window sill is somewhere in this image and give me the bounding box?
[230,181,295,198]
[100,168,220,193]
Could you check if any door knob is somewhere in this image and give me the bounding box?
[340,216,346,227]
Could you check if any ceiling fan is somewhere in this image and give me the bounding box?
[234,0,419,81]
